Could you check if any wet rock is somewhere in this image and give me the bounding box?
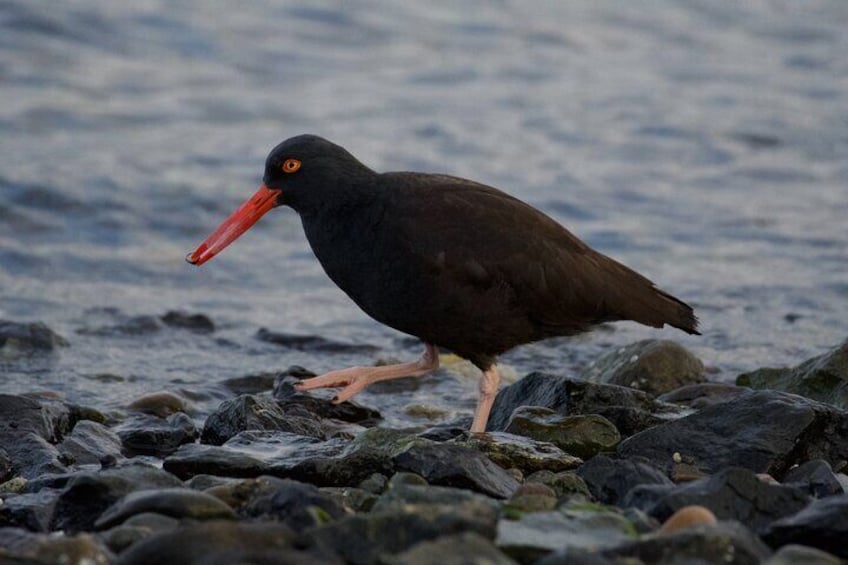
[127,391,191,418]
[505,408,620,459]
[94,487,236,530]
[358,472,388,494]
[489,373,681,437]
[762,494,848,558]
[116,412,198,457]
[495,505,636,563]
[0,488,61,531]
[57,420,124,466]
[505,483,559,513]
[582,340,705,395]
[0,319,68,357]
[384,532,517,565]
[627,467,810,533]
[0,393,60,440]
[458,432,582,474]
[0,431,67,479]
[257,327,380,354]
[98,511,180,554]
[79,314,162,337]
[373,479,499,514]
[164,443,270,480]
[51,462,183,532]
[738,339,848,410]
[618,390,848,476]
[658,382,752,409]
[576,455,672,506]
[783,459,845,497]
[764,544,842,565]
[239,476,347,532]
[525,470,592,501]
[0,527,110,564]
[274,375,382,425]
[601,521,770,564]
[393,443,520,499]
[201,394,324,445]
[320,486,378,513]
[223,371,280,395]
[302,501,498,565]
[115,520,337,565]
[160,310,214,333]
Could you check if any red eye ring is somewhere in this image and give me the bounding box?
[282,158,301,173]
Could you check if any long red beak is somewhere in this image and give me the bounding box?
[186,184,282,266]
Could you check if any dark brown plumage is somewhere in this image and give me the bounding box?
[188,134,699,432]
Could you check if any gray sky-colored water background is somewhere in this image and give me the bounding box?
[1,1,846,425]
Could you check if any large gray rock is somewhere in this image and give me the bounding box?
[762,494,848,558]
[201,394,324,445]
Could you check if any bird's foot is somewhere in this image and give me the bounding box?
[293,343,439,403]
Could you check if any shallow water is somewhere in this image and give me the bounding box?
[1,1,846,425]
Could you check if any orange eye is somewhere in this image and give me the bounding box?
[281,158,301,173]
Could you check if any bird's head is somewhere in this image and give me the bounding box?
[186,134,372,266]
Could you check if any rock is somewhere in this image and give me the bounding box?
[505,483,559,513]
[737,339,848,410]
[659,505,717,533]
[274,375,382,425]
[50,462,183,532]
[0,394,61,441]
[302,501,499,565]
[0,431,66,479]
[373,480,499,514]
[393,443,520,499]
[201,394,324,445]
[114,520,338,565]
[78,314,162,337]
[495,505,636,563]
[0,320,68,357]
[384,532,517,565]
[256,327,379,354]
[320,486,378,513]
[783,459,845,498]
[658,382,752,409]
[127,391,191,418]
[0,527,110,564]
[618,390,848,477]
[358,472,388,494]
[239,476,347,532]
[505,408,620,459]
[57,420,124,466]
[0,488,61,531]
[160,310,214,333]
[489,373,682,437]
[116,412,198,457]
[94,487,236,529]
[626,467,810,533]
[601,521,770,564]
[99,511,180,554]
[762,494,848,558]
[764,544,842,565]
[576,455,672,506]
[582,340,705,395]
[457,432,582,474]
[524,470,592,501]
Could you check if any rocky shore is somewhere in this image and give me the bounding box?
[1,318,847,564]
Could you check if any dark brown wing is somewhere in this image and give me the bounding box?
[383,173,699,338]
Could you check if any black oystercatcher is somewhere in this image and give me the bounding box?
[187,135,699,432]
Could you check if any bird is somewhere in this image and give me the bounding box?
[187,134,699,433]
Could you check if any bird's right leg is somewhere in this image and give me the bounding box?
[293,343,439,403]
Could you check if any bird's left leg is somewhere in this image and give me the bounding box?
[470,364,501,433]
[293,343,439,404]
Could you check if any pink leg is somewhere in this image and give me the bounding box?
[470,365,501,433]
[293,343,439,403]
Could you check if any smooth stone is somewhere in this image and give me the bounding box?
[524,470,592,501]
[302,502,499,565]
[489,373,682,436]
[94,487,236,530]
[495,505,636,563]
[457,432,582,474]
[127,391,190,418]
[0,488,61,532]
[57,420,124,466]
[764,543,842,565]
[115,412,198,457]
[0,431,67,479]
[582,339,705,396]
[658,382,752,409]
[51,462,183,533]
[505,408,620,459]
[576,455,672,506]
[783,459,845,497]
[160,310,214,333]
[505,483,559,513]
[0,320,68,357]
[98,511,180,553]
[626,466,810,534]
[384,532,517,565]
[238,476,347,532]
[618,389,848,476]
[762,494,848,558]
[737,339,848,410]
[0,527,110,564]
[393,443,520,499]
[659,505,717,533]
[200,394,324,445]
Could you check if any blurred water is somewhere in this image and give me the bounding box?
[1,1,846,424]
